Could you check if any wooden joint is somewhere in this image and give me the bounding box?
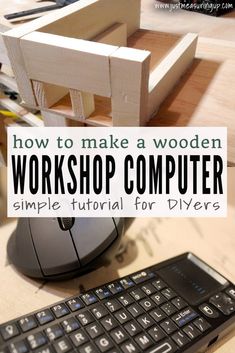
[32,80,69,108]
[69,89,95,120]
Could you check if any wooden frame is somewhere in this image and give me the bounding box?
[2,0,198,127]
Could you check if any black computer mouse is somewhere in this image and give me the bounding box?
[7,217,124,280]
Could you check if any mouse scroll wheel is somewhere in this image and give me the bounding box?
[57,218,75,231]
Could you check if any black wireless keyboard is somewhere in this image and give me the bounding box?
[1,253,235,353]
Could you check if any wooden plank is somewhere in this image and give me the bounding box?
[41,110,84,127]
[93,23,127,47]
[148,33,198,118]
[0,64,14,77]
[32,80,69,108]
[2,0,140,40]
[0,33,11,66]
[69,89,95,120]
[0,72,18,92]
[3,31,36,105]
[21,31,119,97]
[38,0,140,40]
[41,110,68,127]
[127,30,181,71]
[0,98,43,127]
[110,47,151,126]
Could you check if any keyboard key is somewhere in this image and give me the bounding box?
[141,284,156,296]
[77,311,94,326]
[45,325,63,341]
[100,316,118,331]
[152,279,167,291]
[226,288,235,300]
[66,298,84,312]
[146,338,178,353]
[85,322,104,339]
[114,310,132,324]
[139,299,155,312]
[199,303,219,318]
[81,293,98,306]
[121,340,139,353]
[0,323,20,340]
[110,327,128,344]
[53,338,72,353]
[18,316,37,333]
[183,324,201,339]
[105,300,121,313]
[172,330,190,347]
[137,314,155,329]
[92,305,108,319]
[51,304,70,319]
[148,325,166,342]
[171,297,187,310]
[79,343,97,353]
[69,329,89,347]
[124,321,142,337]
[172,307,198,328]
[131,271,155,285]
[209,293,235,315]
[61,318,80,333]
[160,303,177,316]
[119,278,135,289]
[161,288,177,300]
[193,317,211,332]
[127,303,144,318]
[130,289,146,301]
[27,333,47,350]
[95,287,112,300]
[149,308,166,323]
[8,340,28,353]
[151,293,167,306]
[135,333,153,350]
[36,310,54,326]
[35,346,54,353]
[118,294,134,307]
[160,319,177,334]
[107,282,124,294]
[95,335,114,352]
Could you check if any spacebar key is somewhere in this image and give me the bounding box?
[147,339,177,353]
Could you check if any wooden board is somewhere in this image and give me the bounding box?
[38,0,140,40]
[20,31,118,97]
[0,98,43,127]
[69,89,95,119]
[0,25,11,66]
[93,23,127,47]
[3,34,37,105]
[0,72,18,92]
[32,80,69,108]
[110,47,151,126]
[148,33,198,118]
